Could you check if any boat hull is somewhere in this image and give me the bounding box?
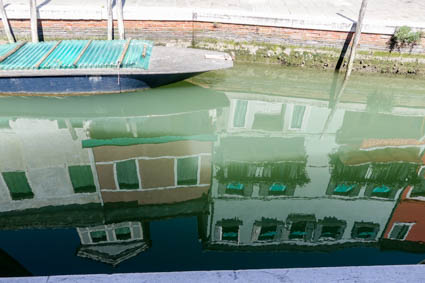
[0,72,202,95]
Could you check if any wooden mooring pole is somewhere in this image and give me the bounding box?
[29,0,38,43]
[0,0,15,43]
[321,0,368,136]
[116,0,125,40]
[107,0,113,40]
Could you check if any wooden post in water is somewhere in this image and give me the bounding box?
[107,0,113,40]
[29,0,38,43]
[0,0,15,43]
[116,0,125,40]
[321,0,368,137]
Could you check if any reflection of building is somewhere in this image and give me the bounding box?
[381,162,425,252]
[0,118,101,213]
[77,221,150,266]
[0,83,228,266]
[205,91,425,251]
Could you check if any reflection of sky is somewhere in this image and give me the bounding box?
[0,217,424,276]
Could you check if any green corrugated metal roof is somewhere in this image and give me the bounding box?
[0,40,153,70]
[0,42,20,57]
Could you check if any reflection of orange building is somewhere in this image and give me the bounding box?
[382,154,425,250]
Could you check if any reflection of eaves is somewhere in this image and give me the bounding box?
[205,240,378,252]
[76,240,149,267]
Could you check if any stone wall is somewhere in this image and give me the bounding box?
[1,19,424,53]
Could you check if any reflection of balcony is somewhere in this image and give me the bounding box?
[214,136,309,198]
[328,148,422,200]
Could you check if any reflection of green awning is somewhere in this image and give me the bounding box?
[337,112,424,144]
[219,137,306,162]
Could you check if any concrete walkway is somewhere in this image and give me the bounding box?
[2,0,425,34]
[3,265,425,282]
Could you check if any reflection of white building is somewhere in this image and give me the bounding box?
[206,92,425,251]
[0,118,100,213]
[77,221,149,266]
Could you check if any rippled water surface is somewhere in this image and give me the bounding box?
[1,64,425,276]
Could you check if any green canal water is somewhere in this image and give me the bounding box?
[0,63,425,276]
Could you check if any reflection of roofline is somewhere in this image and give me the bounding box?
[103,195,209,223]
[224,92,425,117]
[204,241,378,252]
[77,240,150,267]
[0,203,103,230]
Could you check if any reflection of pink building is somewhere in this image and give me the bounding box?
[92,140,212,206]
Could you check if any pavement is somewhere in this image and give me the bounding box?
[2,0,425,34]
[2,265,425,282]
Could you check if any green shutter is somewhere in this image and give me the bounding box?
[68,165,96,193]
[291,105,306,128]
[177,157,198,185]
[116,160,139,190]
[2,171,34,200]
[233,100,248,127]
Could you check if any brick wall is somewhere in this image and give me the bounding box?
[1,19,424,53]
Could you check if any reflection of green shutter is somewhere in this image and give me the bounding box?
[2,171,34,200]
[90,230,107,243]
[116,160,139,190]
[177,157,198,185]
[291,105,306,128]
[233,100,248,127]
[68,165,96,193]
[115,227,132,241]
[389,224,409,240]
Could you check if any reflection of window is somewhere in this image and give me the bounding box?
[233,100,248,127]
[216,219,242,243]
[389,223,413,240]
[222,226,239,242]
[291,105,306,129]
[116,160,139,190]
[409,180,425,198]
[320,226,342,240]
[326,180,360,197]
[115,227,132,241]
[371,185,391,198]
[352,222,379,240]
[317,218,346,241]
[90,230,107,243]
[226,182,245,195]
[177,157,198,185]
[258,225,277,241]
[68,165,96,193]
[269,183,287,196]
[334,184,356,195]
[2,171,34,200]
[289,222,308,239]
[287,214,316,241]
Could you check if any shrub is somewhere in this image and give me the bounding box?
[390,26,422,51]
